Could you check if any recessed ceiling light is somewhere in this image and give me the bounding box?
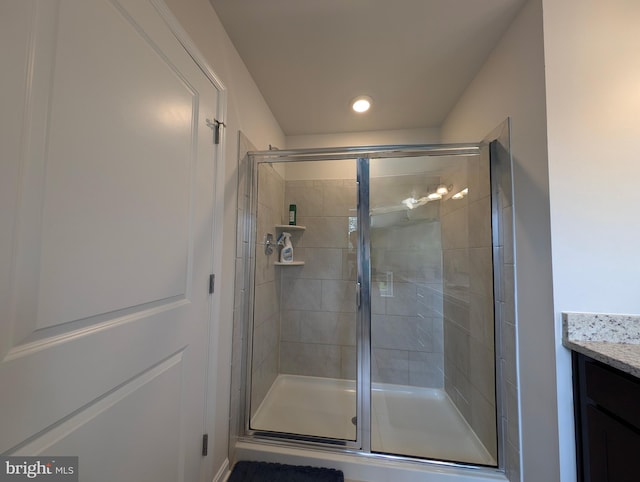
[352,95,372,113]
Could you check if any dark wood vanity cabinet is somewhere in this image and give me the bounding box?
[573,352,640,482]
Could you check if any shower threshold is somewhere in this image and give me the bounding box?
[250,374,495,466]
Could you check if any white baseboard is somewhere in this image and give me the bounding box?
[212,458,230,482]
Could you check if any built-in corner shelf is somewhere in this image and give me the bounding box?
[273,225,306,266]
[275,224,306,231]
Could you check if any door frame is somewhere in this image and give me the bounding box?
[356,157,371,453]
[239,144,481,453]
[148,2,228,479]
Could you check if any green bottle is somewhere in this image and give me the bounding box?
[288,204,297,225]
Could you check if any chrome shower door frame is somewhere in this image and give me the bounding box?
[244,152,364,451]
[356,157,371,453]
[238,142,509,473]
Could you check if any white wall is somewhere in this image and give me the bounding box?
[156,2,640,481]
[286,127,441,149]
[440,1,560,481]
[543,1,640,480]
[163,0,285,477]
[165,0,285,151]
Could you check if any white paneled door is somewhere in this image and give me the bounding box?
[0,0,222,480]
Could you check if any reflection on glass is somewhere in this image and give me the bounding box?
[369,155,497,465]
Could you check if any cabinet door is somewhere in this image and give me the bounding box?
[586,405,640,482]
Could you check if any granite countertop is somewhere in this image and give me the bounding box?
[563,312,640,378]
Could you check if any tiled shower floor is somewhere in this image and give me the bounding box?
[251,375,496,466]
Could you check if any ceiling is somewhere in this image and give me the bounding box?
[209,0,526,136]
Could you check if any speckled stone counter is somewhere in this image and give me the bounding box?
[563,312,640,378]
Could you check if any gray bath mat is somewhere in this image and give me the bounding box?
[228,461,344,482]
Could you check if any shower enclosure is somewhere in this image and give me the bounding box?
[233,138,515,473]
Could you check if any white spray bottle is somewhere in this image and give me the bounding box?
[278,232,293,263]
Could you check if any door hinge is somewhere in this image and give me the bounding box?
[202,433,208,456]
[205,118,225,145]
[209,274,215,294]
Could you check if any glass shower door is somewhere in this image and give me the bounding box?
[248,159,360,445]
[368,153,497,465]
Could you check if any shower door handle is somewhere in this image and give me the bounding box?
[356,282,361,308]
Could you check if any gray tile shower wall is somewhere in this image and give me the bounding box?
[441,154,498,460]
[279,179,358,379]
[482,126,520,478]
[250,163,285,417]
[279,175,447,389]
[369,174,445,389]
[229,132,255,460]
[370,277,444,388]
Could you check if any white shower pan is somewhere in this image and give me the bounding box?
[251,374,495,466]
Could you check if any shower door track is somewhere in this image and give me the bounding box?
[248,143,481,162]
[236,435,504,475]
